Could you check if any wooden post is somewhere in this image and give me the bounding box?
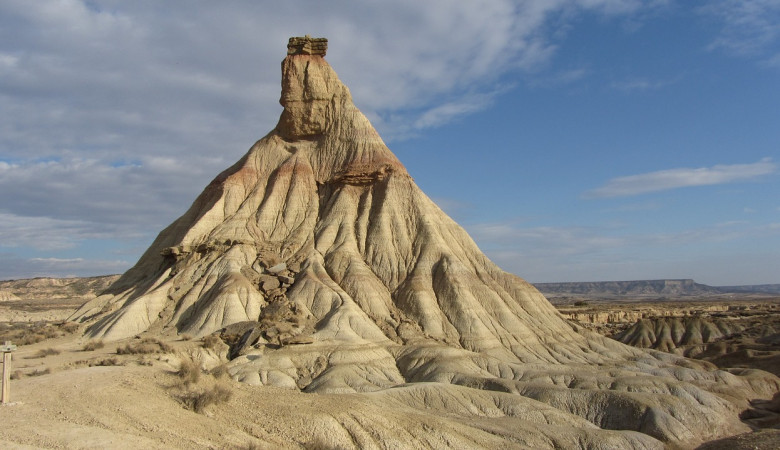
[1,340,17,405]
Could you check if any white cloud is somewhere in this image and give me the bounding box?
[584,158,776,198]
[0,156,214,229]
[0,213,99,250]
[0,0,688,279]
[0,1,657,216]
[413,92,499,130]
[0,0,660,160]
[701,0,780,61]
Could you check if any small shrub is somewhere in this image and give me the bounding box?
[15,331,47,345]
[82,340,105,351]
[180,334,193,341]
[202,334,223,350]
[28,368,52,377]
[40,324,60,338]
[74,357,121,367]
[179,382,233,413]
[0,322,69,345]
[29,347,61,359]
[176,358,202,386]
[91,357,121,366]
[151,338,173,352]
[58,322,80,334]
[15,327,52,345]
[10,370,23,380]
[116,338,172,355]
[573,300,589,307]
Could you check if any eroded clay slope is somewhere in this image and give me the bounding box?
[70,37,780,448]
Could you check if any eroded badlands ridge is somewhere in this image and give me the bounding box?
[71,37,779,448]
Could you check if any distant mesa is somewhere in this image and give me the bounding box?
[536,279,723,297]
[67,37,780,448]
[536,279,780,298]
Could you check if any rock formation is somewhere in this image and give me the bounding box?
[70,36,780,448]
[616,317,747,353]
[615,311,780,377]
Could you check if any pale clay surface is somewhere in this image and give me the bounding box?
[62,39,780,448]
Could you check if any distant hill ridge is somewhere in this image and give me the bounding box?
[0,275,120,301]
[534,279,760,297]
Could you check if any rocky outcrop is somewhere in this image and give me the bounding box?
[615,317,746,352]
[287,35,327,56]
[613,305,780,377]
[68,37,780,448]
[560,304,730,325]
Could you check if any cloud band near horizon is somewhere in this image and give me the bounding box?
[585,158,776,198]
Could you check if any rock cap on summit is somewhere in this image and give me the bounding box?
[287,35,327,56]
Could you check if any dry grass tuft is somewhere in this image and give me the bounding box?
[58,321,80,334]
[70,356,125,367]
[92,357,122,366]
[176,358,202,386]
[116,338,173,355]
[28,347,61,359]
[0,321,59,345]
[28,368,52,377]
[71,357,123,368]
[178,382,233,413]
[0,320,82,346]
[82,340,105,351]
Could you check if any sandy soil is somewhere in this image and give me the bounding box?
[1,334,347,449]
[1,333,606,449]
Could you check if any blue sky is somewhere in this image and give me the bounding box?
[1,1,778,285]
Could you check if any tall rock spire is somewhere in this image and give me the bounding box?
[277,36,334,140]
[70,37,779,447]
